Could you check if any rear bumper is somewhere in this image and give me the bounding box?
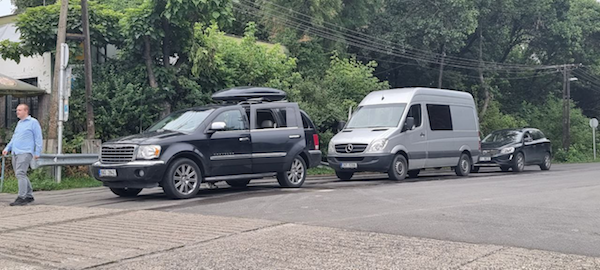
[307,150,322,168]
[91,160,167,189]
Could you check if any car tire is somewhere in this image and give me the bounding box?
[500,166,511,172]
[512,152,525,172]
[470,166,480,173]
[277,156,307,188]
[539,152,551,170]
[335,171,354,180]
[388,155,407,181]
[162,158,202,199]
[226,179,251,188]
[109,187,142,197]
[407,169,420,178]
[455,153,471,176]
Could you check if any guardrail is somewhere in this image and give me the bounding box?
[0,154,100,192]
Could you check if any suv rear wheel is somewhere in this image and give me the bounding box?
[277,156,307,188]
[110,187,142,197]
[162,158,202,199]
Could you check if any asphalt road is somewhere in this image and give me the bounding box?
[1,163,599,269]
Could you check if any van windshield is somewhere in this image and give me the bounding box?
[346,104,406,129]
[147,109,214,133]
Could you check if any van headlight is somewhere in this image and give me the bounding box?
[500,147,515,154]
[367,139,388,152]
[328,142,336,154]
[137,145,162,159]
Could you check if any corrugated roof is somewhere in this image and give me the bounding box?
[0,73,45,97]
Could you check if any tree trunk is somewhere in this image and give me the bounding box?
[478,26,492,118]
[161,18,172,117]
[81,0,95,139]
[47,0,69,152]
[143,35,158,88]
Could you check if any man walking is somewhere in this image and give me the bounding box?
[2,104,43,206]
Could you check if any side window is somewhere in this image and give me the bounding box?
[272,108,288,128]
[255,109,278,129]
[301,113,314,129]
[212,110,247,131]
[426,104,453,131]
[524,132,533,142]
[406,104,422,128]
[532,130,544,140]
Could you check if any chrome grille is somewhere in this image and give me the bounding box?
[101,145,136,164]
[335,143,368,154]
[482,149,499,156]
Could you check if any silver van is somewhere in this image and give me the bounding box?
[327,87,480,180]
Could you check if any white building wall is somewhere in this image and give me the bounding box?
[0,52,52,94]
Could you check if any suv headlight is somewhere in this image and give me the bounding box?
[367,139,388,152]
[500,147,515,154]
[137,145,162,159]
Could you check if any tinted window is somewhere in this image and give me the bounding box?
[532,130,545,140]
[212,110,247,130]
[301,113,314,129]
[427,104,453,131]
[256,109,277,129]
[406,104,422,128]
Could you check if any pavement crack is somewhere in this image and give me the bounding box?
[453,246,508,269]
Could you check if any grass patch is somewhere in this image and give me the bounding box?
[0,175,102,194]
[307,165,334,175]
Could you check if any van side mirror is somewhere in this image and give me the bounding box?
[207,122,226,134]
[402,117,415,132]
[337,121,347,132]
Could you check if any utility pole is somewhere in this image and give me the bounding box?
[47,0,69,153]
[81,0,95,139]
[438,45,445,89]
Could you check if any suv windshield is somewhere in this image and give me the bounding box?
[482,130,523,144]
[147,109,214,133]
[347,104,406,129]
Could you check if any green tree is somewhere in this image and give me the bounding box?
[11,0,57,13]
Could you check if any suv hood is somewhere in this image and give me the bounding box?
[106,130,183,145]
[481,141,520,150]
[331,128,394,144]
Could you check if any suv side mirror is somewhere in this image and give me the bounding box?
[402,117,415,132]
[208,122,226,133]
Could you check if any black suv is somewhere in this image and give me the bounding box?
[92,87,322,199]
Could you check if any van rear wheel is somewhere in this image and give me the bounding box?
[455,153,471,176]
[388,155,407,181]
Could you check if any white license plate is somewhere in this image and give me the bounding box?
[479,156,491,162]
[99,169,117,177]
[341,162,357,169]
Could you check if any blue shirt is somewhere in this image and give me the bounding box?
[4,116,43,156]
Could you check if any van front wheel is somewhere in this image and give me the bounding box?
[388,155,407,181]
[455,153,471,176]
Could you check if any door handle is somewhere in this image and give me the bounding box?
[239,137,250,142]
[420,133,425,137]
[289,135,301,139]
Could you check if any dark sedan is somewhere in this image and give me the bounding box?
[474,128,552,172]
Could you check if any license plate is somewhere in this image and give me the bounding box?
[341,162,357,169]
[99,169,117,177]
[479,156,491,162]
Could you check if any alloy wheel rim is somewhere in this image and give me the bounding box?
[173,164,198,195]
[460,157,469,172]
[544,154,551,168]
[517,154,524,170]
[287,159,305,184]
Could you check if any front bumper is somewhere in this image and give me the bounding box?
[327,153,393,172]
[476,153,514,166]
[91,160,167,189]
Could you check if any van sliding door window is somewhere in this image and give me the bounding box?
[426,104,453,131]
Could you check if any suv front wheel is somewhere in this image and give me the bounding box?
[162,158,202,199]
[277,156,307,188]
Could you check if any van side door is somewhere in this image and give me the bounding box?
[404,103,427,169]
[424,104,456,167]
[250,104,305,173]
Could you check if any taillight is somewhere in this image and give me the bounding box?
[313,134,320,150]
